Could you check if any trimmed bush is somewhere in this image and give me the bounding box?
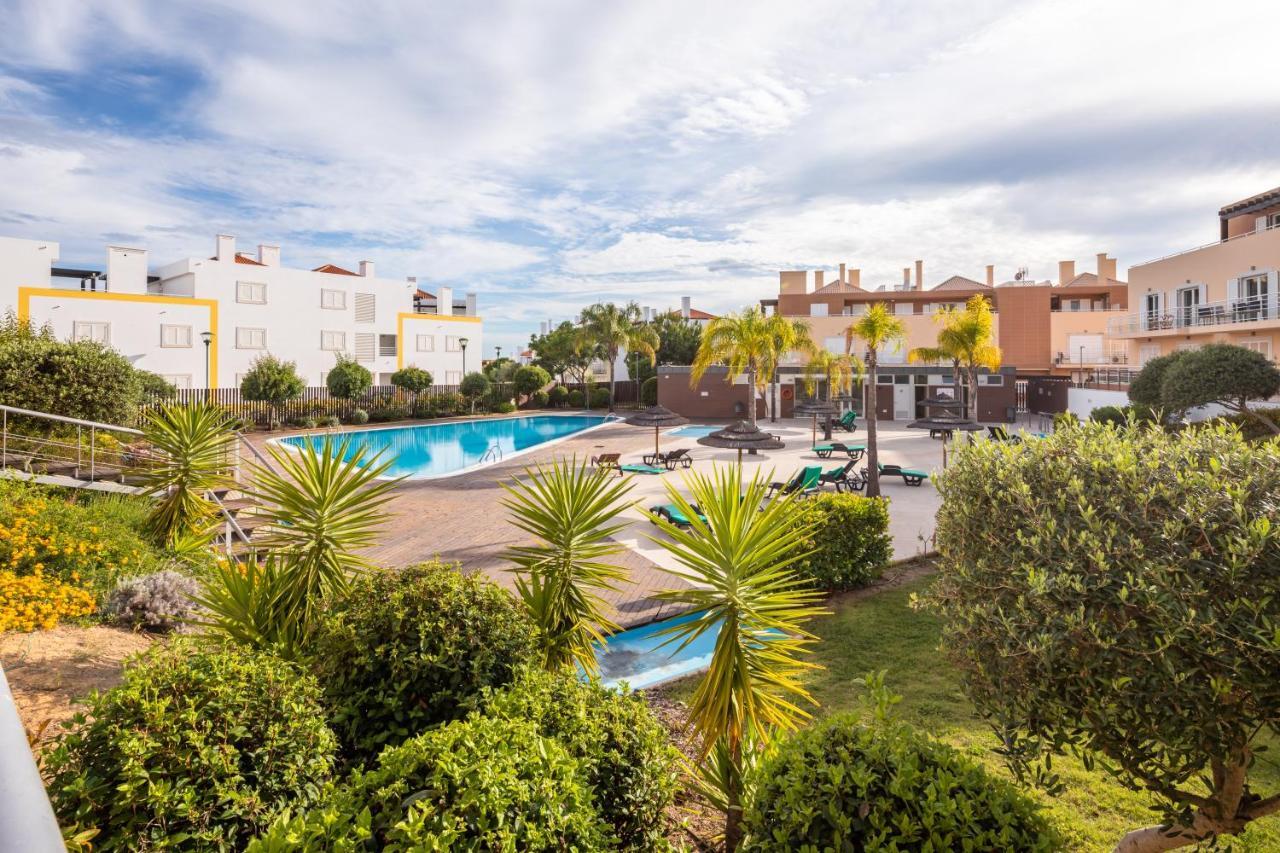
[513,364,551,398]
[549,385,570,407]
[137,370,178,402]
[325,354,372,400]
[367,400,409,422]
[240,354,305,424]
[104,569,198,632]
[44,643,337,851]
[641,375,658,406]
[529,389,550,408]
[589,387,610,408]
[312,561,538,760]
[743,713,1058,852]
[249,717,610,851]
[493,400,517,414]
[348,407,369,425]
[482,669,679,850]
[790,493,891,590]
[567,389,585,408]
[427,391,465,417]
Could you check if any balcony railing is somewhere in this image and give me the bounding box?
[1055,351,1128,365]
[1108,297,1273,335]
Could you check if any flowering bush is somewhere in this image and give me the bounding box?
[0,570,95,632]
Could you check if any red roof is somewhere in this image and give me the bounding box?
[210,253,266,266]
[687,308,716,320]
[312,263,357,276]
[414,288,435,299]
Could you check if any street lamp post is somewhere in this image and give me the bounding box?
[459,337,469,380]
[200,331,213,396]
[495,345,502,362]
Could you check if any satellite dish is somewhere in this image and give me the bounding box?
[1014,266,1029,281]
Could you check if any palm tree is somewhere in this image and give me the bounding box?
[845,304,905,498]
[949,295,1003,421]
[137,402,234,548]
[649,465,826,851]
[578,302,659,412]
[501,459,633,676]
[763,315,814,423]
[801,349,864,439]
[691,307,774,427]
[908,306,965,411]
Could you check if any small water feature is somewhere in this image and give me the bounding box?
[593,609,722,690]
[668,424,719,438]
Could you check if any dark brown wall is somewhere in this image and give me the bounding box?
[994,286,1053,372]
[975,382,1017,422]
[1027,377,1070,414]
[658,369,763,419]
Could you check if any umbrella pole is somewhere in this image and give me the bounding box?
[654,425,660,458]
[811,414,817,451]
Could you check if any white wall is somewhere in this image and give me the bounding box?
[0,236,56,293]
[1067,386,1129,418]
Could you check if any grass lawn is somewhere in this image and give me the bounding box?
[663,572,1280,852]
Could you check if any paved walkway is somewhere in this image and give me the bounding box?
[250,414,960,628]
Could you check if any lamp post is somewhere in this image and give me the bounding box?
[200,331,213,395]
[495,345,502,362]
[459,336,469,379]
[1078,344,1085,387]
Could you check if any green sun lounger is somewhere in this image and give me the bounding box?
[620,463,665,475]
[813,442,866,461]
[649,503,708,527]
[878,463,929,486]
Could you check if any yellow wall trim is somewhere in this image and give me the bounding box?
[18,287,220,388]
[396,311,481,369]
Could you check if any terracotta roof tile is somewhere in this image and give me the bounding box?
[414,288,435,299]
[687,308,716,320]
[932,275,988,291]
[312,263,358,276]
[814,281,863,293]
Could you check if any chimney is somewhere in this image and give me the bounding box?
[814,270,825,291]
[465,292,477,316]
[215,234,235,262]
[985,264,995,286]
[902,267,911,289]
[779,271,809,295]
[849,268,861,289]
[839,262,846,284]
[359,260,375,278]
[436,286,453,316]
[106,245,147,295]
[1058,260,1076,286]
[914,259,923,290]
[681,296,691,319]
[539,321,548,335]
[257,244,280,266]
[1097,253,1117,283]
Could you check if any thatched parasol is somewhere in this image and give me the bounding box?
[793,398,835,450]
[624,405,690,457]
[697,420,785,462]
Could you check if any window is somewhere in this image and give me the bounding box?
[378,334,397,357]
[913,374,928,385]
[321,330,346,351]
[809,303,828,317]
[355,332,376,363]
[321,289,347,310]
[445,336,462,352]
[236,281,267,304]
[416,334,435,352]
[161,374,192,389]
[445,370,462,384]
[160,324,192,348]
[893,374,910,385]
[73,321,110,344]
[1241,274,1269,300]
[354,292,375,322]
[1138,343,1161,365]
[1241,339,1273,359]
[822,335,845,354]
[981,374,1004,386]
[1068,299,1082,312]
[893,302,913,316]
[875,374,893,384]
[236,327,266,349]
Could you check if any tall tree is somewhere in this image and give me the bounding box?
[763,315,814,423]
[529,321,593,385]
[578,302,659,413]
[908,305,965,406]
[691,307,775,427]
[947,296,1002,421]
[651,312,703,368]
[845,304,905,497]
[1160,343,1280,435]
[802,349,864,439]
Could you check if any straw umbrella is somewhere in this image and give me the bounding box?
[624,405,689,460]
[696,420,785,463]
[792,397,835,451]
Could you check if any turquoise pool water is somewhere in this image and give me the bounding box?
[668,424,718,438]
[280,414,613,479]
[595,609,722,690]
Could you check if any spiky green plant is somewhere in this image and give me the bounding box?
[648,464,826,851]
[190,554,310,660]
[137,402,234,548]
[501,459,633,676]
[247,436,400,629]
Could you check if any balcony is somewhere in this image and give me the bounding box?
[1108,297,1274,337]
[1055,350,1128,366]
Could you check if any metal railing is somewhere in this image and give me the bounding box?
[1,404,146,484]
[1108,298,1275,336]
[0,664,64,850]
[1134,220,1277,267]
[1054,351,1129,365]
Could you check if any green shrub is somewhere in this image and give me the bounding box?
[44,643,337,851]
[1127,349,1187,409]
[1051,411,1078,430]
[641,376,658,406]
[743,713,1058,851]
[1216,405,1280,441]
[312,561,538,760]
[320,414,340,428]
[104,569,198,632]
[240,354,305,423]
[513,364,551,398]
[549,385,570,406]
[249,716,610,851]
[1089,403,1160,427]
[590,387,610,408]
[428,391,465,416]
[349,407,369,425]
[459,371,491,401]
[790,493,891,590]
[567,389,585,408]
[482,668,679,850]
[493,400,517,414]
[390,365,433,399]
[0,314,143,424]
[325,354,372,400]
[529,389,550,408]
[137,370,178,402]
[367,400,409,422]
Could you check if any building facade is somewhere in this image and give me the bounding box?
[0,234,482,390]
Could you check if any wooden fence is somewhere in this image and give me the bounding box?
[139,385,463,426]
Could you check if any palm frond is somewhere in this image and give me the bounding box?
[137,402,234,547]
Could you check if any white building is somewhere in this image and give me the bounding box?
[0,234,482,390]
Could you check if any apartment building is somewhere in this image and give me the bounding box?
[0,234,482,390]
[759,255,1128,420]
[1107,186,1280,366]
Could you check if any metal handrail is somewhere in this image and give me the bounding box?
[0,404,142,435]
[1134,220,1277,268]
[236,431,281,478]
[0,664,64,850]
[479,443,504,463]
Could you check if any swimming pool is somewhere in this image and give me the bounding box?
[594,609,722,690]
[279,414,614,479]
[668,424,719,438]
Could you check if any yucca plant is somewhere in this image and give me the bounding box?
[189,555,310,660]
[501,458,633,676]
[648,464,826,851]
[137,402,234,548]
[247,436,400,630]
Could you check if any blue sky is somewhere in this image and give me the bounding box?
[1,0,1279,357]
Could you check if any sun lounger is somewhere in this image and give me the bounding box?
[649,503,708,527]
[838,468,869,492]
[987,425,1022,444]
[832,411,859,433]
[619,463,665,476]
[818,461,857,490]
[766,465,823,499]
[877,463,929,486]
[590,453,621,471]
[643,447,693,470]
[812,442,866,462]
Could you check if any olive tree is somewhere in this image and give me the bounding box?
[458,371,491,415]
[512,365,550,402]
[924,421,1280,852]
[1161,343,1280,436]
[326,354,372,401]
[240,354,305,426]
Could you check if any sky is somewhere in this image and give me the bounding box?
[1,1,1279,358]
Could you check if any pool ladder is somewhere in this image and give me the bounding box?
[479,443,503,464]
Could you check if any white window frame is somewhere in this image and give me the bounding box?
[321,330,346,351]
[809,303,828,317]
[236,281,267,304]
[236,327,267,350]
[1241,338,1272,359]
[445,336,462,353]
[416,334,435,352]
[160,374,192,389]
[160,324,192,348]
[445,370,462,384]
[73,321,110,344]
[321,289,347,310]
[1138,343,1161,366]
[981,374,1005,386]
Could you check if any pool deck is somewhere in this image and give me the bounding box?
[249,413,963,628]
